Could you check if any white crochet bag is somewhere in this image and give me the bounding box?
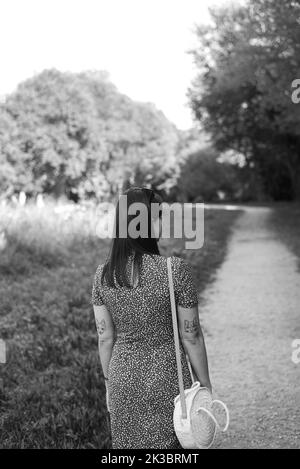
[167,257,229,449]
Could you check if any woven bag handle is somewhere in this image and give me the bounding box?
[167,257,187,419]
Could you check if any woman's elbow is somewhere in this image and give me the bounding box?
[98,335,115,346]
[182,331,203,346]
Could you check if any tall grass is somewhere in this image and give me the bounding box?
[0,202,102,274]
[0,202,111,448]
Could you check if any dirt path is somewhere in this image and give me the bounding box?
[200,207,300,448]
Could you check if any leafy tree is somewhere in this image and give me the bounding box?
[189,0,300,200]
[0,69,179,200]
[1,70,108,199]
[177,146,243,202]
[0,109,35,197]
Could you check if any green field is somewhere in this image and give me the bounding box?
[0,203,240,448]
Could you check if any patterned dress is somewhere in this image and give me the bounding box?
[91,253,198,449]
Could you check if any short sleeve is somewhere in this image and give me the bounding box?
[91,265,105,306]
[173,257,198,308]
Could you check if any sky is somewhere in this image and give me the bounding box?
[0,0,232,129]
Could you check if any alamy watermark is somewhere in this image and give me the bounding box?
[291,339,300,365]
[95,198,204,250]
[291,79,300,104]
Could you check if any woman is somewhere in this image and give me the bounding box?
[92,187,211,449]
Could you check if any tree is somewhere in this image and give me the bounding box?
[0,69,179,200]
[177,146,243,202]
[189,0,300,200]
[1,69,108,199]
[0,109,34,198]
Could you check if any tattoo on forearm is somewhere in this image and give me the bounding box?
[184,318,199,333]
[96,318,106,335]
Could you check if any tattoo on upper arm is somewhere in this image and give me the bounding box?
[96,318,106,335]
[184,318,199,333]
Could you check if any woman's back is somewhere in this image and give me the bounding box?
[92,253,198,449]
[92,253,198,345]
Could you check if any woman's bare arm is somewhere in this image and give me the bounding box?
[93,304,115,379]
[178,304,212,392]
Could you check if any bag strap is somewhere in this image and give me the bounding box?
[167,256,230,431]
[167,257,187,419]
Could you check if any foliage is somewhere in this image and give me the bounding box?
[189,0,300,200]
[177,145,243,202]
[0,69,179,201]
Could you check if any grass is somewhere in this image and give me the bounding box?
[0,202,240,448]
[268,203,300,272]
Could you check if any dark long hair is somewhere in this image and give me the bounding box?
[101,187,162,288]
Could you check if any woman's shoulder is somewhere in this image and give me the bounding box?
[168,256,194,283]
[170,255,198,305]
[169,254,190,269]
[149,254,192,278]
[144,253,190,268]
[95,262,105,271]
